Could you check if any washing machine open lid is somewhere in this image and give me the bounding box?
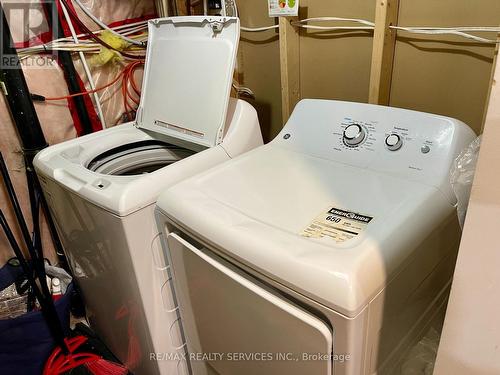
[135,16,239,152]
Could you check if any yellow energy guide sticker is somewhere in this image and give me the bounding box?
[301,207,373,243]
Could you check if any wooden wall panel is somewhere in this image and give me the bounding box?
[390,0,500,134]
[299,0,375,104]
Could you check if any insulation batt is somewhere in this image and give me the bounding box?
[0,0,155,265]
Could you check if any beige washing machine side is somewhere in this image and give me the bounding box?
[35,98,263,375]
[37,175,160,374]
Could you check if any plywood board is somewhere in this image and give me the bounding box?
[299,0,376,104]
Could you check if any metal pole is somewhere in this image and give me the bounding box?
[0,8,48,153]
[0,5,67,269]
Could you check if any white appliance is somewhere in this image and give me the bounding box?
[155,99,475,375]
[34,16,263,375]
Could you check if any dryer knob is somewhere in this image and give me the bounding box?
[343,124,367,147]
[385,134,403,151]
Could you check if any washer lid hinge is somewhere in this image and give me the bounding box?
[135,106,144,127]
[209,18,229,35]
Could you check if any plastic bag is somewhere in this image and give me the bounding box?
[401,328,441,375]
[45,263,73,294]
[450,136,482,228]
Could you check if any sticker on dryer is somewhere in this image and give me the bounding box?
[301,207,373,243]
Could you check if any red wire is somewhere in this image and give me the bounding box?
[122,64,133,120]
[44,71,125,101]
[122,74,132,120]
[43,336,101,375]
[127,90,140,106]
[44,60,145,125]
[129,63,143,95]
[44,61,144,103]
[121,61,144,120]
[124,65,140,105]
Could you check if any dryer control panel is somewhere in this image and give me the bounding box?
[274,99,475,200]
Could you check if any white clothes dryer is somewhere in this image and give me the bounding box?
[155,100,475,375]
[34,16,263,375]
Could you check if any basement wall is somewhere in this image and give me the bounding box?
[237,0,500,139]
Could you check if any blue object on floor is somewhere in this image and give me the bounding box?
[0,261,73,375]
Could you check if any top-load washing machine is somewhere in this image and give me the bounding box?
[34,16,263,375]
[155,99,475,375]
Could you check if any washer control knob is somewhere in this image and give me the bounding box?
[343,124,367,147]
[385,134,403,151]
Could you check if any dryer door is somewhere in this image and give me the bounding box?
[167,233,333,375]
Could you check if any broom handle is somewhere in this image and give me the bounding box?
[0,153,51,299]
[0,210,69,353]
[0,153,33,255]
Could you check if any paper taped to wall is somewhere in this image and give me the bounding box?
[268,0,298,17]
